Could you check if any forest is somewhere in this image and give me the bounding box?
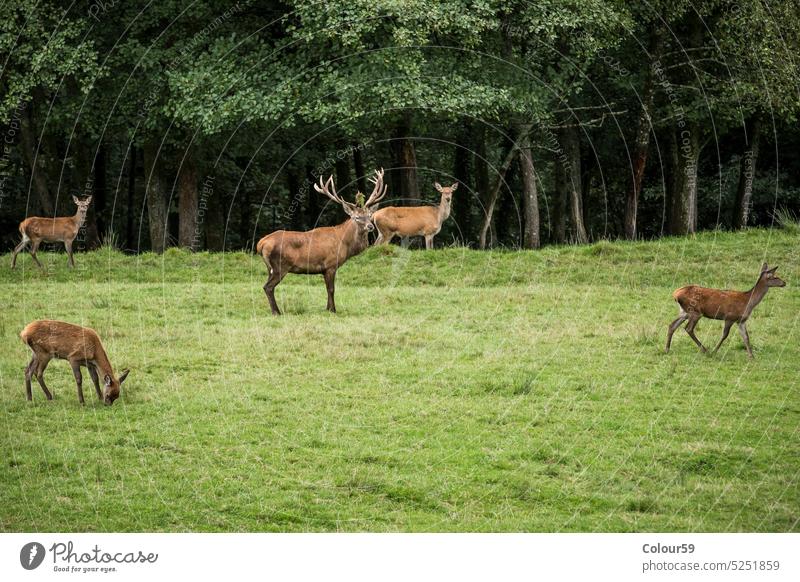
[1,0,799,253]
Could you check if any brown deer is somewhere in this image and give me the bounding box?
[11,196,92,269]
[665,263,786,358]
[20,320,129,405]
[256,168,387,315]
[372,181,458,249]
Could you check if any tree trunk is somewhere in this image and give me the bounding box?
[304,165,319,229]
[391,112,419,203]
[624,31,662,240]
[178,150,199,250]
[287,170,303,230]
[519,132,540,249]
[204,175,224,251]
[352,144,367,193]
[474,125,489,239]
[126,145,136,251]
[239,186,251,249]
[73,144,100,249]
[19,106,56,216]
[478,125,528,249]
[143,141,168,253]
[669,127,700,235]
[93,144,107,243]
[453,123,472,243]
[553,143,567,244]
[335,141,351,195]
[559,125,588,244]
[732,115,761,229]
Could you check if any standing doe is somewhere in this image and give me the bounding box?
[372,181,458,249]
[256,168,387,315]
[666,263,786,358]
[11,196,92,269]
[20,320,129,405]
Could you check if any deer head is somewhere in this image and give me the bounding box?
[104,369,129,406]
[314,169,387,235]
[760,263,786,287]
[72,195,92,214]
[434,182,458,205]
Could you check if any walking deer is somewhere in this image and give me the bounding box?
[20,320,129,405]
[11,196,92,269]
[372,181,458,249]
[256,168,387,315]
[665,263,786,358]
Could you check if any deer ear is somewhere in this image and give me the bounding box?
[768,266,779,274]
[761,262,769,273]
[104,374,113,387]
[342,202,357,217]
[434,182,443,192]
[72,196,80,205]
[118,369,130,384]
[85,196,92,204]
[450,183,458,191]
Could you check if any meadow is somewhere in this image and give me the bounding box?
[0,229,797,532]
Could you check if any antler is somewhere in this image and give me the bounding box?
[364,168,388,209]
[314,175,357,213]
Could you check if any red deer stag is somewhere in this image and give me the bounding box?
[256,168,387,315]
[666,263,786,358]
[20,320,130,405]
[11,196,92,269]
[372,181,458,249]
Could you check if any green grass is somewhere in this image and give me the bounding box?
[0,228,798,532]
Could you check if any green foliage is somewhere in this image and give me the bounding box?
[0,2,101,122]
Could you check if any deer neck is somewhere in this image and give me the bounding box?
[437,194,451,225]
[337,218,369,258]
[73,207,88,229]
[92,347,114,379]
[744,277,770,318]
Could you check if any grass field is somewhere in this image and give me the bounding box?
[0,229,798,532]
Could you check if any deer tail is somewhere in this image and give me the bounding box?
[255,235,274,257]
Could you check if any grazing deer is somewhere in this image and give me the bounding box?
[20,320,129,405]
[11,196,92,269]
[256,168,387,315]
[666,263,786,358]
[372,181,458,249]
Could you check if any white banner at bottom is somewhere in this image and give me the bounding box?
[1,533,797,581]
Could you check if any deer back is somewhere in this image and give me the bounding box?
[20,216,81,243]
[21,320,106,362]
[373,205,441,236]
[258,219,365,273]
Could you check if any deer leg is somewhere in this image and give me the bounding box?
[713,320,734,353]
[24,356,37,401]
[684,315,707,353]
[400,237,410,249]
[323,269,337,313]
[263,266,286,316]
[425,235,434,250]
[738,322,754,359]
[29,240,43,269]
[35,356,53,400]
[65,239,75,268]
[70,360,85,404]
[665,313,688,353]
[88,363,102,400]
[11,236,29,269]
